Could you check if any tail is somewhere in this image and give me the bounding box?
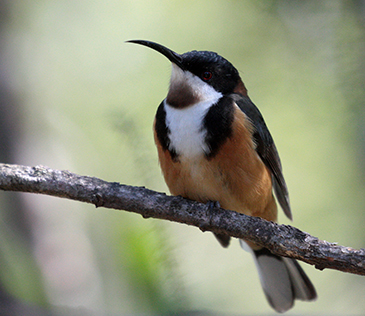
[241,241,317,313]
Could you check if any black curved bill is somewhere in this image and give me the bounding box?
[126,40,184,69]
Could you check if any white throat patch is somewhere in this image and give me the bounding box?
[164,65,223,160]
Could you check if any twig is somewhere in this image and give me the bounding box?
[0,163,364,275]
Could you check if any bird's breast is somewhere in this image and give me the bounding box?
[155,101,276,221]
[164,100,213,159]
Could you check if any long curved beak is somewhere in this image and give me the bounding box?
[126,40,184,69]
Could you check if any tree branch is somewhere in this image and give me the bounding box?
[0,163,364,275]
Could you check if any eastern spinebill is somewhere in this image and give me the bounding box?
[127,40,317,313]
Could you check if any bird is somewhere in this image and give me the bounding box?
[127,39,317,313]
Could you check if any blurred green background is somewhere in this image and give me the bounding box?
[0,0,365,315]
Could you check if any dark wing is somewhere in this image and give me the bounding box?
[232,94,292,220]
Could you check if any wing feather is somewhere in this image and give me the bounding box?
[232,94,292,220]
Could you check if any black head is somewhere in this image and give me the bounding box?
[180,50,241,95]
[127,40,243,96]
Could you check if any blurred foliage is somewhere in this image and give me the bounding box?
[0,210,47,306]
[114,219,188,314]
[0,0,365,315]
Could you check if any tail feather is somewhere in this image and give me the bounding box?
[283,257,317,301]
[255,249,294,312]
[254,248,316,313]
[240,240,317,313]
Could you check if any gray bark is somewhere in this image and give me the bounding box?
[0,163,364,276]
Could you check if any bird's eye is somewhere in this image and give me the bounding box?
[201,71,213,81]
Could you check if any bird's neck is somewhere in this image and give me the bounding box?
[160,94,235,161]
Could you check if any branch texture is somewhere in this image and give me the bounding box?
[0,163,364,275]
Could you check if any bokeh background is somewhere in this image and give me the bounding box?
[0,0,365,315]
